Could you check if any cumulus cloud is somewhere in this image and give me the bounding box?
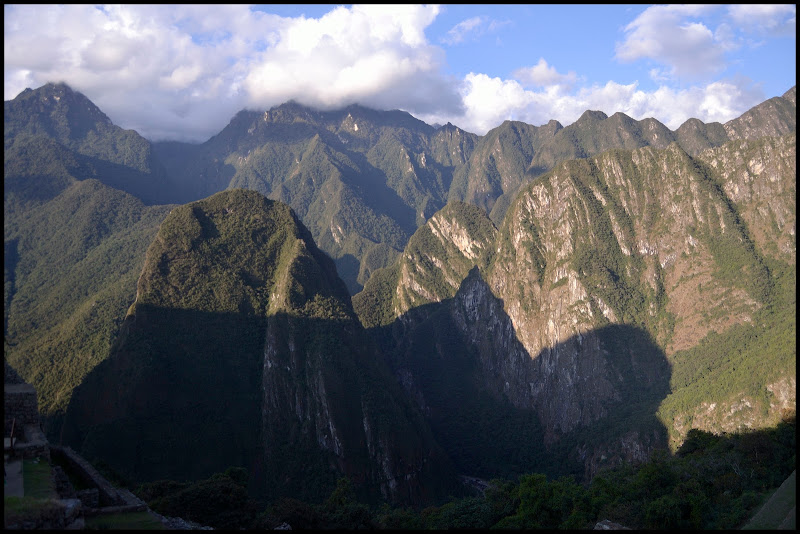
[727,4,796,36]
[615,4,727,81]
[4,4,461,142]
[615,4,796,83]
[2,4,787,143]
[241,4,463,117]
[512,58,578,89]
[417,74,766,136]
[3,4,286,141]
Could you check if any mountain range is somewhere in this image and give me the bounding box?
[4,82,796,506]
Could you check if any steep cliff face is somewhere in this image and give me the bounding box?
[490,142,769,359]
[368,261,669,480]
[62,189,457,505]
[258,217,457,504]
[451,87,796,224]
[480,140,788,451]
[364,126,794,480]
[353,201,497,329]
[696,134,796,264]
[394,202,497,316]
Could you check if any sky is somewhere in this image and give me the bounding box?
[4,4,796,143]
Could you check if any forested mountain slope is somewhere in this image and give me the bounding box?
[153,103,479,293]
[4,83,795,508]
[4,116,173,425]
[4,82,175,204]
[60,189,460,505]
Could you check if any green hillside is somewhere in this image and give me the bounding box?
[61,189,460,505]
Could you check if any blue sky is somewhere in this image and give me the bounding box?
[4,4,795,142]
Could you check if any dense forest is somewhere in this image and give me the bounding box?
[126,416,795,529]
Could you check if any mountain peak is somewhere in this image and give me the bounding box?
[609,111,635,123]
[576,110,608,123]
[41,80,76,93]
[782,85,796,104]
[5,81,113,140]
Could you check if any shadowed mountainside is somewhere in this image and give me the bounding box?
[61,189,461,506]
[365,267,671,482]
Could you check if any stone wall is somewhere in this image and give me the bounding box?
[50,445,126,507]
[4,383,39,436]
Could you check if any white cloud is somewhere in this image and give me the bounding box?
[512,58,577,89]
[1,4,784,144]
[615,4,796,83]
[727,4,796,36]
[440,15,510,45]
[418,74,765,136]
[442,16,485,45]
[3,4,285,141]
[615,5,727,80]
[241,4,463,117]
[4,4,460,142]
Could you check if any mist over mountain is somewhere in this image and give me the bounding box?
[4,82,175,204]
[4,82,795,512]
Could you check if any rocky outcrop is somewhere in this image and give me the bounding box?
[481,139,788,449]
[697,134,796,263]
[395,202,497,316]
[368,124,795,479]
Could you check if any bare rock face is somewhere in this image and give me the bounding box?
[371,105,795,478]
[490,143,767,360]
[723,87,797,142]
[481,137,793,459]
[697,134,796,264]
[394,201,497,316]
[451,269,626,440]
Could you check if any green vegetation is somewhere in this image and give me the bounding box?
[23,458,57,499]
[138,468,258,530]
[4,174,171,423]
[4,83,171,204]
[658,261,795,441]
[5,82,796,522]
[58,191,307,487]
[353,200,496,327]
[742,470,796,530]
[153,100,465,294]
[3,496,63,528]
[60,189,459,506]
[254,417,794,530]
[352,264,400,328]
[692,166,774,304]
[84,511,164,530]
[5,86,176,427]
